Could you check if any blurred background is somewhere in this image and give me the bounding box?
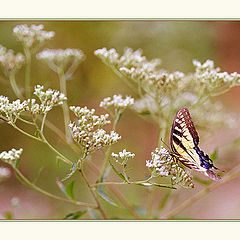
[0,20,240,219]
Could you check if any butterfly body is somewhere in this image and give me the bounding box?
[170,108,220,181]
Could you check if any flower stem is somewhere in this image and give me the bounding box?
[78,168,107,219]
[58,68,72,143]
[98,113,119,182]
[9,72,23,100]
[14,167,96,208]
[24,47,31,98]
[163,164,240,219]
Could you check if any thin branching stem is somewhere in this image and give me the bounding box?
[9,72,23,100]
[78,168,108,219]
[58,68,72,143]
[24,47,31,98]
[163,164,240,219]
[98,113,119,181]
[14,167,96,208]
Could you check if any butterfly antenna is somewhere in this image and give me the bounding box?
[160,138,171,152]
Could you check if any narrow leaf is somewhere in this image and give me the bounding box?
[61,162,77,182]
[56,178,67,195]
[158,191,171,211]
[109,160,127,182]
[96,189,118,207]
[14,172,31,187]
[64,210,86,220]
[210,148,218,162]
[34,129,40,138]
[33,166,44,184]
[15,159,21,169]
[65,181,75,200]
[124,168,133,173]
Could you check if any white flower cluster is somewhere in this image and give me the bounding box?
[0,167,11,183]
[100,95,134,112]
[33,85,67,113]
[13,24,55,48]
[0,85,67,121]
[36,48,85,74]
[0,148,23,166]
[146,148,194,188]
[193,59,240,90]
[69,106,121,153]
[95,47,160,71]
[95,47,185,95]
[0,96,28,122]
[111,149,135,166]
[0,45,25,75]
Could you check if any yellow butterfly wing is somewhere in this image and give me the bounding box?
[170,108,220,181]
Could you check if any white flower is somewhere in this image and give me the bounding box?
[146,147,194,188]
[0,148,23,166]
[0,45,25,75]
[69,106,121,153]
[111,149,135,166]
[36,48,85,75]
[13,24,55,48]
[100,95,134,111]
[33,85,67,113]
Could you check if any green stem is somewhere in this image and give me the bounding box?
[11,123,42,142]
[78,168,108,219]
[163,164,240,219]
[24,47,31,98]
[14,167,96,208]
[41,113,47,133]
[58,69,72,143]
[9,72,23,99]
[98,113,119,182]
[41,134,73,166]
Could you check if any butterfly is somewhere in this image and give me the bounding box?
[170,108,220,181]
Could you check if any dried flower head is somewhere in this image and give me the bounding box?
[69,106,121,154]
[111,149,135,166]
[0,148,23,167]
[146,148,194,188]
[36,48,85,76]
[0,167,11,183]
[0,45,25,75]
[13,24,55,49]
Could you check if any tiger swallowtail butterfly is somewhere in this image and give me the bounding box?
[170,108,220,181]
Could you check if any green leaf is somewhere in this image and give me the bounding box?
[15,158,21,169]
[33,166,44,184]
[4,211,13,220]
[96,188,118,207]
[14,172,31,187]
[34,129,40,138]
[124,168,133,173]
[210,148,218,162]
[65,181,75,200]
[61,162,77,182]
[64,210,86,219]
[194,176,212,186]
[158,191,171,211]
[109,160,127,182]
[56,156,61,168]
[56,179,75,200]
